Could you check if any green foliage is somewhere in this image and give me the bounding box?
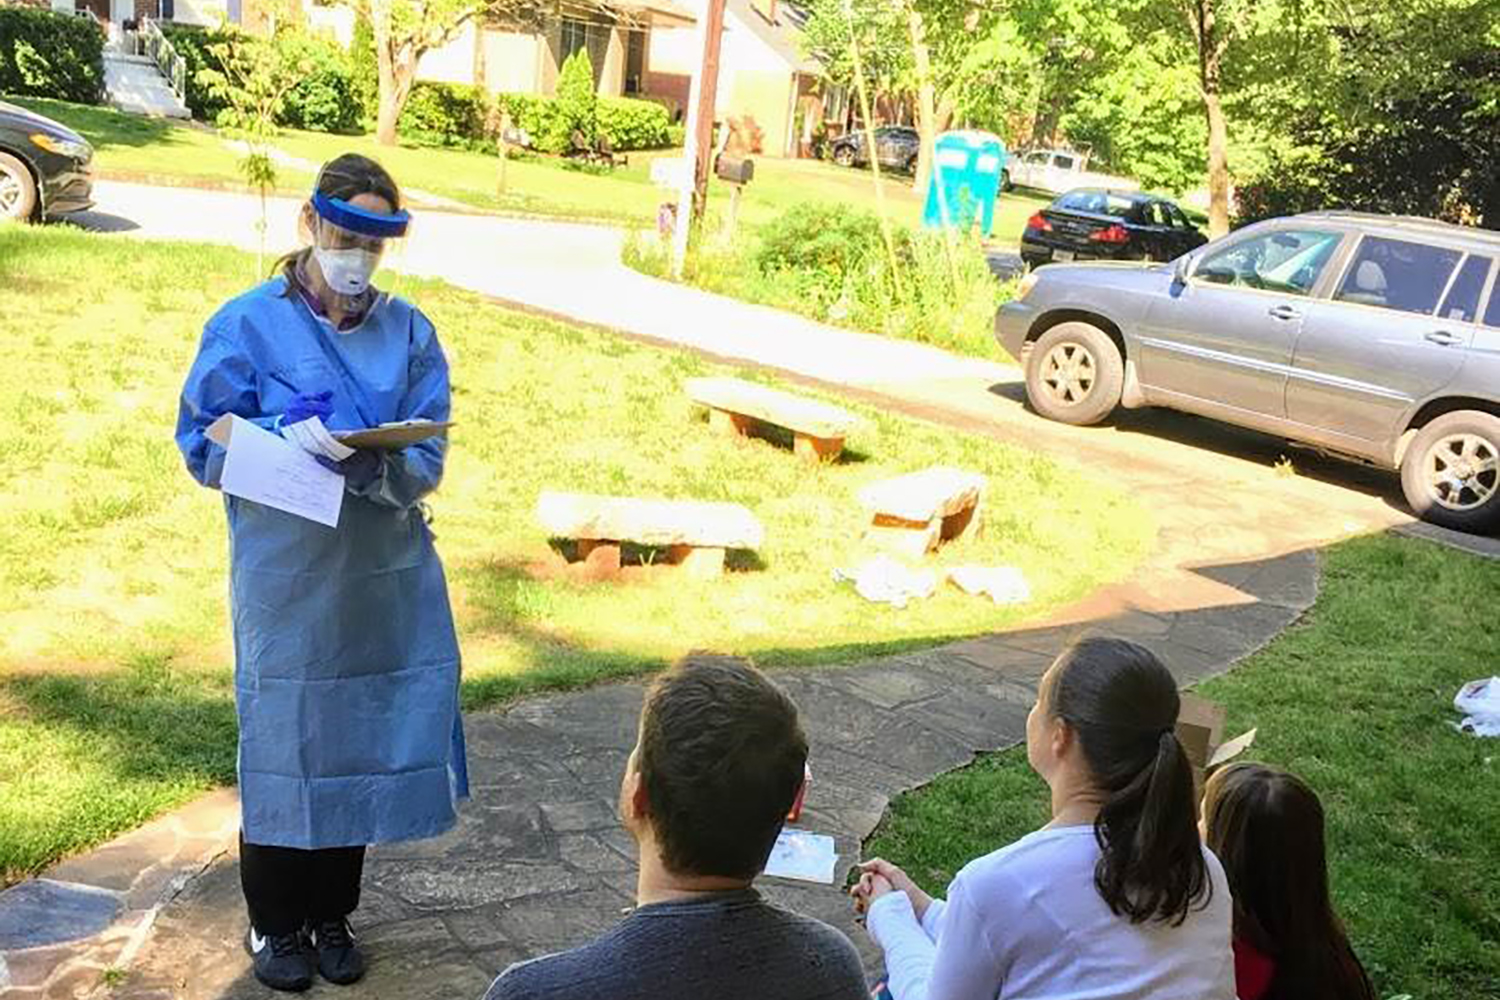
[277,32,361,134]
[595,97,671,150]
[160,24,233,122]
[349,12,379,130]
[547,49,599,153]
[401,82,670,153]
[0,7,104,105]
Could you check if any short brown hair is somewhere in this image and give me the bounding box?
[638,654,808,879]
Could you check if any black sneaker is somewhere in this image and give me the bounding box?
[309,917,366,985]
[245,926,313,993]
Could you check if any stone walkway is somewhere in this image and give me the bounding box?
[4,547,1319,1000]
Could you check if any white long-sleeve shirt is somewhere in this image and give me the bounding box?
[866,825,1236,1000]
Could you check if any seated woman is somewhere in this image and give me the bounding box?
[1202,763,1376,1000]
[853,638,1234,1000]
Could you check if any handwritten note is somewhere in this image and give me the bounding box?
[210,415,345,528]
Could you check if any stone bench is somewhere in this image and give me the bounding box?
[858,466,986,558]
[537,491,765,578]
[686,376,863,463]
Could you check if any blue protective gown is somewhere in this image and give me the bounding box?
[176,277,469,850]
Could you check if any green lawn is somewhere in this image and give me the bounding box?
[0,225,1151,883]
[865,534,1500,1000]
[11,97,1048,237]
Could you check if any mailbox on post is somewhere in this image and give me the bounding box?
[922,131,1007,237]
[714,155,755,185]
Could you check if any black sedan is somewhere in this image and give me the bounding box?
[828,125,920,173]
[0,101,94,222]
[1020,188,1206,269]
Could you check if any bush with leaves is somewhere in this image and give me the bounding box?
[399,81,492,150]
[278,32,360,134]
[0,7,104,104]
[349,12,379,130]
[545,49,598,153]
[597,97,670,150]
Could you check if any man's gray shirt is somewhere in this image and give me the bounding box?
[483,889,868,1000]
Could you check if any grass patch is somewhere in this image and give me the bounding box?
[14,97,1048,237]
[865,534,1500,1000]
[0,225,1150,882]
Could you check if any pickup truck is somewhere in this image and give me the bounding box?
[1005,148,1137,196]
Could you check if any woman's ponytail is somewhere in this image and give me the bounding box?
[1050,639,1211,925]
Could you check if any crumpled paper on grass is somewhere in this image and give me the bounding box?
[834,555,940,609]
[1454,677,1500,738]
[948,565,1031,605]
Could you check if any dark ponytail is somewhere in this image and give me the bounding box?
[274,153,403,295]
[1049,638,1210,925]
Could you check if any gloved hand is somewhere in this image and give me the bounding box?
[316,449,383,490]
[284,390,334,426]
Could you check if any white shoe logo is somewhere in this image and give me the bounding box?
[250,929,268,955]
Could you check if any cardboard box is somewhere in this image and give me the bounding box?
[1176,694,1257,801]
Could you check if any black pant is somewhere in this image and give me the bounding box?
[240,833,366,936]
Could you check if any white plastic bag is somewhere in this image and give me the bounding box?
[1454,677,1500,738]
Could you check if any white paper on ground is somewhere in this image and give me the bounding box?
[209,414,345,528]
[948,565,1031,605]
[282,416,356,462]
[764,829,838,884]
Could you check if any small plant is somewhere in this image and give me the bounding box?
[1274,455,1296,478]
[198,27,312,274]
[547,49,598,154]
[100,968,127,989]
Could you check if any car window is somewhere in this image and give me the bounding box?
[1196,229,1343,296]
[1486,278,1500,328]
[1166,205,1193,230]
[1053,154,1076,170]
[1056,191,1093,211]
[1026,151,1049,165]
[1334,236,1463,315]
[1140,202,1167,226]
[1438,255,1492,323]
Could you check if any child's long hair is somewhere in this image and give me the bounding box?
[1203,763,1375,1000]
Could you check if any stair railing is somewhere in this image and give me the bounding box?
[139,16,189,109]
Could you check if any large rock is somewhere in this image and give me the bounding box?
[686,377,863,440]
[536,492,765,549]
[858,466,986,524]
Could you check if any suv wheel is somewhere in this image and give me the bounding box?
[1024,321,1124,426]
[0,152,38,222]
[833,146,855,168]
[1400,411,1500,533]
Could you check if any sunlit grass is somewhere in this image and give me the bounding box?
[0,225,1150,882]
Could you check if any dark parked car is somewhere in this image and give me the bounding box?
[829,126,920,173]
[1021,189,1207,269]
[0,100,94,222]
[996,212,1500,532]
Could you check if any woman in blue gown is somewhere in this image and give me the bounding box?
[175,154,468,993]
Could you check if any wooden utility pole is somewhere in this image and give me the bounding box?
[691,0,728,220]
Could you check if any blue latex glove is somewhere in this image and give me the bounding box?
[284,390,334,426]
[317,449,383,490]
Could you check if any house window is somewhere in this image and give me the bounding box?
[625,31,645,94]
[560,18,590,63]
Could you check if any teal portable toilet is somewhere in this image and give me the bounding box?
[923,130,1006,237]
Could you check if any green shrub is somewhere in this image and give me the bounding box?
[398,81,491,150]
[546,49,597,153]
[0,7,104,105]
[597,97,670,150]
[496,91,558,146]
[666,123,686,148]
[278,33,359,134]
[161,23,231,121]
[348,12,378,130]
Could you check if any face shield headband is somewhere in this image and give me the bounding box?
[311,190,411,239]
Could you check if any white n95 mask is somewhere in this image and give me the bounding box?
[315,247,381,296]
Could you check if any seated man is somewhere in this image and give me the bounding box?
[484,654,867,1000]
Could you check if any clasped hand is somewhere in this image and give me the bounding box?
[849,858,932,918]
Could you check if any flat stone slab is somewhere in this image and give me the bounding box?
[686,377,862,440]
[858,466,985,523]
[0,879,121,950]
[536,491,765,549]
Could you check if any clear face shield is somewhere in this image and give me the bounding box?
[305,185,412,304]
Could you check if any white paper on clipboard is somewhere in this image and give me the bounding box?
[764,829,838,884]
[208,415,344,528]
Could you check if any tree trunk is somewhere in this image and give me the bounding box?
[906,5,938,195]
[376,52,415,146]
[1197,1,1231,237]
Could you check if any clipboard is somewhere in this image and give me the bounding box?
[333,420,454,450]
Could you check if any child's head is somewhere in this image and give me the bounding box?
[1202,763,1374,1000]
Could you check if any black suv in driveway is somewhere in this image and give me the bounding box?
[828,126,920,173]
[0,101,94,222]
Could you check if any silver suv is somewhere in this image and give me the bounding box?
[996,212,1500,533]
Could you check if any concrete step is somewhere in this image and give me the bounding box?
[104,51,158,67]
[103,58,192,119]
